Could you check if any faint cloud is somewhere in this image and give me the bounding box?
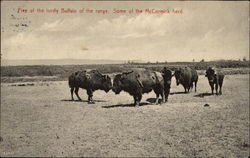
[39,19,63,31]
[38,17,84,32]
[87,14,170,39]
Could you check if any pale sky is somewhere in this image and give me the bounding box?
[1,1,249,62]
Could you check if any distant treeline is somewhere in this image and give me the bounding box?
[1,60,249,79]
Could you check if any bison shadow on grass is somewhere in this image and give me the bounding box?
[169,92,187,95]
[146,98,165,103]
[102,102,151,108]
[61,99,106,103]
[102,98,166,108]
[193,93,214,98]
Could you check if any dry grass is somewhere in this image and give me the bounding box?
[0,75,249,157]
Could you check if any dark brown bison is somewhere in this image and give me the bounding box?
[161,67,174,102]
[68,70,112,103]
[174,67,198,93]
[205,67,225,95]
[112,69,166,106]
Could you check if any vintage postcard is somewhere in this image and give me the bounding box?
[1,1,249,157]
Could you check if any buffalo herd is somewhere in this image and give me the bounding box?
[68,67,225,106]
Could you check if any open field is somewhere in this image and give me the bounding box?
[0,74,249,157]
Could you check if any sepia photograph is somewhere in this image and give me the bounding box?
[1,1,249,157]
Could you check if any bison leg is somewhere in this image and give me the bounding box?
[184,87,187,93]
[194,81,197,92]
[219,79,223,95]
[164,88,170,102]
[209,83,214,95]
[134,94,142,107]
[185,85,190,93]
[155,93,159,105]
[74,87,82,101]
[190,83,193,92]
[133,96,137,106]
[134,96,140,107]
[137,94,142,106]
[70,87,74,100]
[215,84,218,95]
[87,89,94,104]
[161,91,165,104]
[219,85,222,95]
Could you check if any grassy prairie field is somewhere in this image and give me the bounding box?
[0,74,249,157]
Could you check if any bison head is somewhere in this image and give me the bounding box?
[161,67,173,86]
[174,69,182,86]
[205,68,216,83]
[112,74,123,94]
[101,75,112,92]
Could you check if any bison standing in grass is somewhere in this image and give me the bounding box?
[112,69,166,106]
[161,67,174,102]
[68,70,112,104]
[174,67,198,93]
[205,67,225,95]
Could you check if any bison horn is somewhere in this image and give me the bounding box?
[172,72,175,77]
